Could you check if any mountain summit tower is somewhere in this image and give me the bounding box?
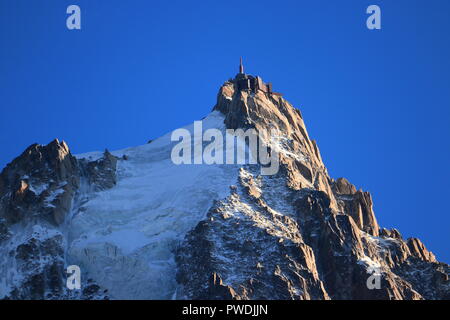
[239,57,244,74]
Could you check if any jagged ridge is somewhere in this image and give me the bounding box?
[0,73,448,300]
[176,75,449,300]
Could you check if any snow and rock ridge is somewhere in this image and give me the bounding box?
[176,77,449,300]
[0,76,448,300]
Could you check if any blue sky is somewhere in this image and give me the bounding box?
[0,0,449,262]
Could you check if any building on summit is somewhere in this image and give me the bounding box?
[234,57,282,96]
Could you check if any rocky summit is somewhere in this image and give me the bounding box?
[0,70,448,300]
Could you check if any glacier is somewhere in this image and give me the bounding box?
[68,111,241,299]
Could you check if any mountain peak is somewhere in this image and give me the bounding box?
[0,69,448,300]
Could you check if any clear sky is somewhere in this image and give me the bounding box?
[0,0,449,262]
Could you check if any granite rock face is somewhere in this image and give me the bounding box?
[0,140,113,299]
[80,149,118,191]
[0,139,79,226]
[175,76,449,300]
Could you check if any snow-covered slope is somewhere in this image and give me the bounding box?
[69,111,240,299]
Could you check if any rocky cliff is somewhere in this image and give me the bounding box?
[176,77,449,300]
[0,75,448,300]
[0,140,114,299]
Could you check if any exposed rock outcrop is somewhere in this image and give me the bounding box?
[332,178,379,236]
[0,140,117,299]
[176,169,330,300]
[0,139,79,226]
[176,75,449,300]
[81,149,118,191]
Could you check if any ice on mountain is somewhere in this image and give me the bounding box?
[67,111,241,299]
